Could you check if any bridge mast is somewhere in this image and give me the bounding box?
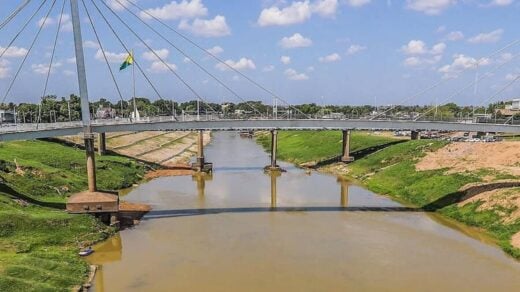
[71,0,96,192]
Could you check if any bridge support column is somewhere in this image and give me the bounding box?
[85,133,97,192]
[265,130,282,172]
[341,130,354,163]
[192,130,212,173]
[98,133,107,155]
[411,130,420,140]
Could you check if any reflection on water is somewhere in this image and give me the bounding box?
[89,132,520,292]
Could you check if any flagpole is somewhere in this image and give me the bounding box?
[132,49,137,122]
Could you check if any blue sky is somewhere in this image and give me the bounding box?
[0,0,519,106]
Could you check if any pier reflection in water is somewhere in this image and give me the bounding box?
[89,132,520,292]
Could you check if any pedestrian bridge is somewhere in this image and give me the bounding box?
[1,118,519,142]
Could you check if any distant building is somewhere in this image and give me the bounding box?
[95,107,116,119]
[505,99,520,110]
[0,110,15,124]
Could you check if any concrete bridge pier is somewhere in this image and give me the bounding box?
[341,130,354,163]
[411,130,420,140]
[192,130,213,173]
[265,130,282,172]
[98,133,107,155]
[85,132,97,192]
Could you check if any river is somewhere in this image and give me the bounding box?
[89,132,520,291]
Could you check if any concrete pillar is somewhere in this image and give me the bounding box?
[98,133,107,155]
[84,133,97,192]
[270,130,278,168]
[411,130,420,140]
[341,130,354,162]
[110,213,118,226]
[197,130,205,169]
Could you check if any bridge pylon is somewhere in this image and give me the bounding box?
[264,129,284,172]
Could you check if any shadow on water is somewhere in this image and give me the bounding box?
[144,172,422,220]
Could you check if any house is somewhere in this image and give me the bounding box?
[0,110,15,124]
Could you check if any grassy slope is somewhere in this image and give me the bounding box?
[0,140,147,291]
[256,130,397,164]
[257,132,520,259]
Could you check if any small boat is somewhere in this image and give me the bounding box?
[79,247,94,257]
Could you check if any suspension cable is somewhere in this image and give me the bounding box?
[112,0,264,118]
[0,0,48,61]
[122,0,308,119]
[80,0,126,115]
[1,0,58,105]
[414,52,520,121]
[84,0,166,106]
[37,0,66,126]
[0,0,32,31]
[95,0,219,114]
[372,39,520,120]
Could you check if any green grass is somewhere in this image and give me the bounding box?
[256,130,397,164]
[256,132,520,259]
[0,140,148,291]
[0,140,146,203]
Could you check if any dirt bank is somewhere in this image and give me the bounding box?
[144,168,194,180]
[417,141,520,177]
[61,131,211,167]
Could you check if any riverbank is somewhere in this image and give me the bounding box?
[256,131,520,259]
[0,140,149,291]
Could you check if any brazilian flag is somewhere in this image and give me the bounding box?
[119,53,133,71]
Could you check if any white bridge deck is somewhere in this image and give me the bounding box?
[1,118,519,142]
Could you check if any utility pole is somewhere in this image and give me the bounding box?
[71,0,96,192]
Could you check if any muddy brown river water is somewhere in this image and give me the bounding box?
[89,132,520,291]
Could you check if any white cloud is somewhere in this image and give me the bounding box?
[346,0,371,7]
[279,33,313,49]
[94,49,127,63]
[31,62,62,75]
[263,65,275,72]
[280,55,291,65]
[401,40,445,67]
[489,0,514,6]
[285,68,309,80]
[406,0,456,15]
[148,61,177,73]
[107,0,134,11]
[140,0,207,20]
[258,1,313,26]
[438,54,491,78]
[216,58,256,71]
[178,15,231,37]
[84,40,99,49]
[346,44,366,55]
[0,60,10,79]
[0,46,28,58]
[505,73,518,81]
[66,57,76,64]
[312,0,339,16]
[319,52,341,63]
[444,31,464,41]
[206,46,224,55]
[401,40,428,55]
[38,14,72,32]
[142,49,170,61]
[468,29,503,44]
[307,66,315,72]
[63,69,75,76]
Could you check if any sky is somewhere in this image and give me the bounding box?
[0,0,519,106]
